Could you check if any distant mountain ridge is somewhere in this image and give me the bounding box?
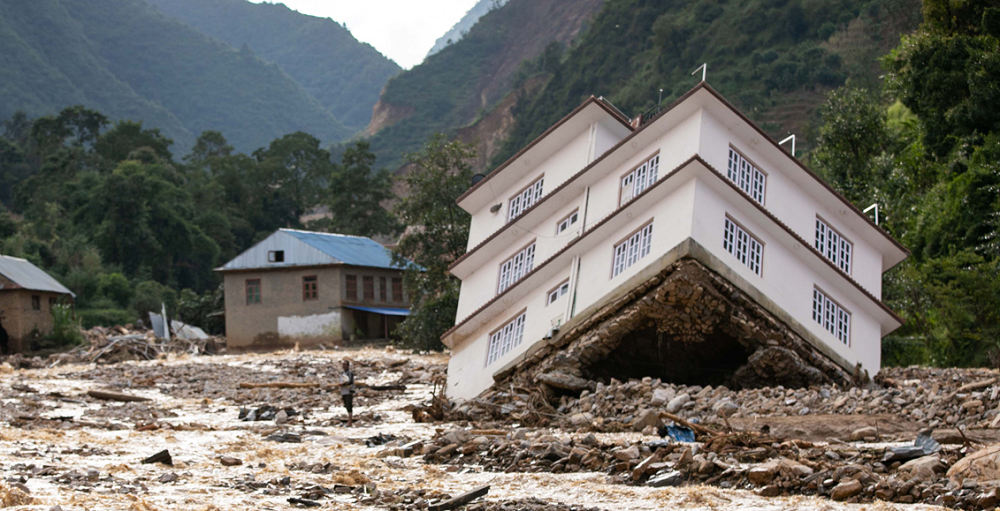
[425,0,510,59]
[147,0,401,133]
[0,0,399,154]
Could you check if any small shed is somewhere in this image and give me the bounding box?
[216,229,414,348]
[0,255,75,353]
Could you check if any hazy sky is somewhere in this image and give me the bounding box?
[249,0,480,69]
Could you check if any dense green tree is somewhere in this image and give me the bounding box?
[186,130,234,165]
[254,132,332,221]
[321,141,399,238]
[94,121,173,163]
[391,135,476,350]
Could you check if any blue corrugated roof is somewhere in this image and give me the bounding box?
[344,306,410,316]
[282,229,407,270]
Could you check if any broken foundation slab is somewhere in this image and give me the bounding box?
[486,239,865,402]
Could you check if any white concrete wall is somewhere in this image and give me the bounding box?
[466,128,593,250]
[688,177,882,373]
[278,310,342,340]
[696,112,884,297]
[456,193,587,320]
[448,268,573,399]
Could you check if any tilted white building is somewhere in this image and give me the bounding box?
[442,82,908,400]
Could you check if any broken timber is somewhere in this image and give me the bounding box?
[428,485,490,511]
[237,382,406,391]
[87,390,151,402]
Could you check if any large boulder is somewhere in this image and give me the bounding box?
[948,444,1000,484]
[536,371,592,391]
[899,455,947,483]
[666,393,690,413]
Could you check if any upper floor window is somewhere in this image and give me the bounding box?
[363,276,375,301]
[379,276,387,302]
[268,250,284,263]
[815,217,852,274]
[613,222,653,278]
[302,276,318,301]
[245,279,261,305]
[723,217,763,276]
[508,177,544,222]
[620,154,660,205]
[486,311,526,367]
[31,295,40,311]
[556,210,579,235]
[345,274,358,300]
[727,148,766,204]
[498,242,536,294]
[392,277,404,302]
[812,288,850,345]
[547,279,570,305]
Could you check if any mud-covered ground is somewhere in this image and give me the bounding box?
[0,349,961,510]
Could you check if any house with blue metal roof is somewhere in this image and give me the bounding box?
[0,255,75,353]
[216,229,414,348]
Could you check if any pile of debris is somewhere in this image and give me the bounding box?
[46,325,222,365]
[440,366,1000,432]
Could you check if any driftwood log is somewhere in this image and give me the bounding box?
[87,390,151,402]
[428,485,490,511]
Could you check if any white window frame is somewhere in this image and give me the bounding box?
[497,241,536,294]
[723,216,763,276]
[508,177,544,222]
[815,216,852,274]
[547,279,570,305]
[612,222,653,278]
[486,311,527,366]
[812,287,850,345]
[556,209,579,235]
[619,154,660,206]
[727,147,766,204]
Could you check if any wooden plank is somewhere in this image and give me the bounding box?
[428,485,489,511]
[87,390,151,402]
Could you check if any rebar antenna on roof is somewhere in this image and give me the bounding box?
[691,63,707,82]
[779,134,796,157]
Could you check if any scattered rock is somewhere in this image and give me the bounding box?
[830,479,862,501]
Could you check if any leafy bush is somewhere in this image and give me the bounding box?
[44,304,84,348]
[130,280,178,321]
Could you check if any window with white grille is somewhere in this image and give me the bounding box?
[556,210,579,235]
[723,217,763,276]
[620,154,660,205]
[815,217,852,274]
[486,312,526,366]
[497,242,536,294]
[612,223,653,278]
[727,148,766,204]
[812,288,850,345]
[547,280,570,305]
[508,177,544,222]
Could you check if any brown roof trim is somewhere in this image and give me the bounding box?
[442,154,902,341]
[215,263,404,274]
[449,83,729,272]
[695,83,909,257]
[456,96,634,205]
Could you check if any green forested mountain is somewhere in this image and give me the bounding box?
[0,0,352,153]
[493,0,921,165]
[425,0,510,59]
[362,0,607,172]
[147,0,401,132]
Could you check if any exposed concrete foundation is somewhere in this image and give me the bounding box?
[492,256,862,396]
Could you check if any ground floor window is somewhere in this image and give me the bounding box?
[245,280,261,305]
[302,276,317,300]
[812,287,850,345]
[486,312,527,367]
[392,277,404,302]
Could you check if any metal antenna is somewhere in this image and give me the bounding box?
[779,134,796,157]
[864,203,879,226]
[691,63,707,82]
